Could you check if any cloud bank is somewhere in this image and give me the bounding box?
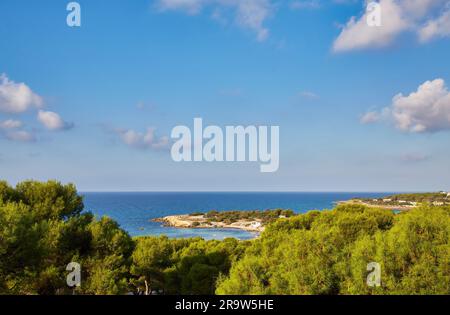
[157,0,273,41]
[0,119,35,142]
[333,0,450,52]
[37,110,74,131]
[390,78,450,133]
[360,111,381,124]
[114,127,170,150]
[419,5,450,42]
[157,1,450,47]
[0,74,74,142]
[0,74,43,113]
[362,78,450,133]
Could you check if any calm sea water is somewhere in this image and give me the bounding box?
[82,192,393,240]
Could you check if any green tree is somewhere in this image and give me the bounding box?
[217,204,449,295]
[0,180,134,295]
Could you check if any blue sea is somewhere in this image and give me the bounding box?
[82,192,393,240]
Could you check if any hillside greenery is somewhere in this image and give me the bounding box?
[1,180,449,295]
[216,204,450,294]
[361,192,449,203]
[190,209,295,224]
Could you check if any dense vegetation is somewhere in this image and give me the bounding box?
[131,236,248,294]
[216,204,450,294]
[1,180,449,295]
[0,180,134,294]
[0,180,250,295]
[361,192,449,203]
[191,209,295,224]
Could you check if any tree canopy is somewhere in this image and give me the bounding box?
[1,180,448,295]
[216,204,450,295]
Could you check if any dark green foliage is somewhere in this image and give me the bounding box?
[361,192,449,204]
[1,180,448,295]
[130,236,249,295]
[216,205,450,295]
[0,180,133,295]
[204,209,295,224]
[0,180,249,295]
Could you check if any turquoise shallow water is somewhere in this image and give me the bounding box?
[82,192,393,240]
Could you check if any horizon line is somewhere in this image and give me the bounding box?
[78,190,421,194]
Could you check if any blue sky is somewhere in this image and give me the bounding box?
[0,0,449,191]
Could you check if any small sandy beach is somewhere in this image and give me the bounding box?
[152,214,265,232]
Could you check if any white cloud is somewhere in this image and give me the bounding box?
[333,0,450,52]
[156,0,272,41]
[360,111,380,124]
[158,0,205,14]
[365,79,450,133]
[0,119,23,129]
[388,78,450,133]
[0,74,74,141]
[333,0,409,52]
[0,119,36,142]
[0,74,43,113]
[157,0,450,46]
[235,0,272,41]
[37,110,74,131]
[3,130,35,142]
[115,127,170,150]
[402,0,446,18]
[418,6,450,42]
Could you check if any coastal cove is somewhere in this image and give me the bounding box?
[82,192,395,240]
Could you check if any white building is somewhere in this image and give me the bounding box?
[249,222,262,229]
[439,191,450,196]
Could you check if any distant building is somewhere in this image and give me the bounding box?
[250,222,262,229]
[383,199,392,202]
[433,201,444,206]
